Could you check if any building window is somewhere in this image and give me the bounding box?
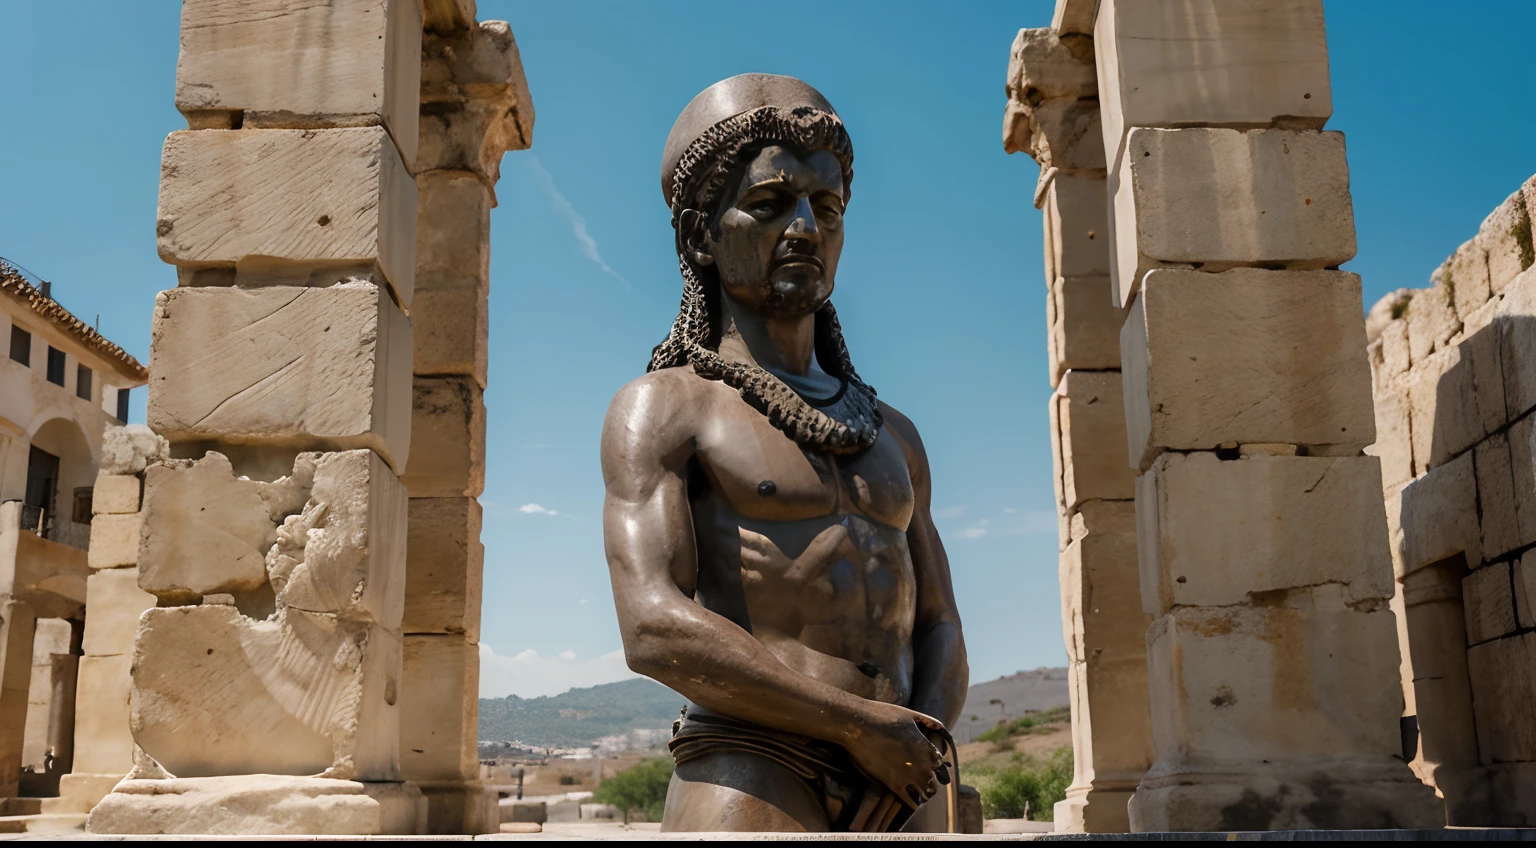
[9,326,29,366]
[45,346,65,386]
[73,487,93,524]
[116,386,130,423]
[77,365,92,400]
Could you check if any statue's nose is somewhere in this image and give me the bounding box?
[784,197,820,243]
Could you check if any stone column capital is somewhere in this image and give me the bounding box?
[419,21,535,188]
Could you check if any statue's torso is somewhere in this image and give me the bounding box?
[688,380,918,707]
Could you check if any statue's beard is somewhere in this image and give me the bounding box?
[721,273,833,320]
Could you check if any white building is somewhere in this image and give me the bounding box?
[0,258,146,804]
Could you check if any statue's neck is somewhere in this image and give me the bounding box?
[717,294,818,377]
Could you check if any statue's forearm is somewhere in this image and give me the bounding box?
[907,619,967,728]
[623,596,880,748]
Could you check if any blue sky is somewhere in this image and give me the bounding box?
[2,2,1533,698]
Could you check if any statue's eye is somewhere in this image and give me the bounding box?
[748,197,783,216]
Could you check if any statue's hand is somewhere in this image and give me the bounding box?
[847,702,949,808]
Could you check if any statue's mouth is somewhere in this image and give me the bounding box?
[774,254,824,273]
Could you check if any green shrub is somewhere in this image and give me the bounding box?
[593,756,673,823]
[977,745,1072,821]
[975,706,1071,745]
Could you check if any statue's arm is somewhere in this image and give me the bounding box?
[884,404,969,728]
[601,376,886,746]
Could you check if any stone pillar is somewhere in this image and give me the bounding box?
[400,9,532,835]
[54,426,164,815]
[88,0,426,835]
[0,597,38,801]
[1003,18,1150,834]
[20,618,78,795]
[1089,0,1438,830]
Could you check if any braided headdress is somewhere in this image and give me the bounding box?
[649,104,882,454]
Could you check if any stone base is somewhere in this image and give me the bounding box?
[44,773,123,814]
[86,775,425,835]
[1055,785,1133,833]
[1128,763,1442,832]
[417,780,497,835]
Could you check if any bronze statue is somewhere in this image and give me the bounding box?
[601,74,968,833]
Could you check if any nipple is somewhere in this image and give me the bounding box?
[757,480,777,496]
[857,661,880,679]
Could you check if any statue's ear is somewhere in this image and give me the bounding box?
[679,209,715,267]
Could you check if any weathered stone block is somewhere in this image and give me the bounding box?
[87,514,141,570]
[1466,632,1536,764]
[270,451,407,628]
[415,171,490,293]
[1476,433,1521,561]
[100,425,170,477]
[416,21,534,182]
[71,655,134,776]
[1479,188,1533,295]
[1506,414,1536,552]
[1012,98,1105,174]
[1144,595,1403,767]
[1408,335,1502,471]
[1051,277,1123,386]
[1048,395,1070,550]
[88,774,424,835]
[1045,174,1110,279]
[412,287,488,388]
[1406,282,1458,367]
[1517,553,1536,630]
[1136,453,1394,614]
[138,452,288,600]
[1438,237,1493,319]
[1094,0,1331,163]
[403,498,483,639]
[1463,563,1518,646]
[82,568,155,657]
[175,0,422,167]
[1496,268,1536,418]
[1058,502,1153,782]
[1121,269,1373,467]
[1381,320,1411,383]
[157,127,417,305]
[1400,450,1481,575]
[1007,28,1096,104]
[1109,128,1355,306]
[400,635,478,782]
[1056,371,1134,508]
[92,475,141,515]
[131,605,401,781]
[401,377,485,499]
[139,450,406,627]
[147,283,412,472]
[1366,386,1412,493]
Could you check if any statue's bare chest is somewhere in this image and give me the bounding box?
[694,398,915,531]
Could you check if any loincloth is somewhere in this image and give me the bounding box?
[668,707,912,832]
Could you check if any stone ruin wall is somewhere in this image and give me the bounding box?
[1364,174,1536,825]
[60,0,534,836]
[1012,0,1440,834]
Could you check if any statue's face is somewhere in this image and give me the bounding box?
[702,144,846,318]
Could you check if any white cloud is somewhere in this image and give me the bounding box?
[1003,507,1018,514]
[934,504,969,520]
[959,518,990,540]
[579,598,590,605]
[528,157,630,289]
[518,503,560,516]
[480,644,639,699]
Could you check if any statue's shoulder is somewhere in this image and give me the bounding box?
[877,399,931,479]
[603,366,720,450]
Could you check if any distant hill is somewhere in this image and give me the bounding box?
[479,668,1070,750]
[478,678,686,749]
[953,667,1071,744]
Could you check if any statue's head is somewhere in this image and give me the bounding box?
[649,75,879,454]
[660,75,854,322]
